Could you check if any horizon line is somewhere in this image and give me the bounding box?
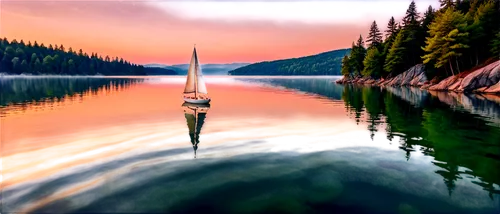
[142,47,352,65]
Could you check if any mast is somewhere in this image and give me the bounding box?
[194,45,198,99]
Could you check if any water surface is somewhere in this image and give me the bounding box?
[1,76,499,213]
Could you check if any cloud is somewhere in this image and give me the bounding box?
[149,0,440,26]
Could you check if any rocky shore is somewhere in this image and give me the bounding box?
[336,60,500,94]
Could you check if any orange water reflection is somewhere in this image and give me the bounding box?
[1,77,358,190]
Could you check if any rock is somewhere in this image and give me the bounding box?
[420,84,431,90]
[428,75,462,91]
[457,60,500,92]
[335,78,345,84]
[473,86,489,92]
[429,60,500,93]
[364,79,376,85]
[375,78,385,85]
[383,64,427,87]
[483,80,500,93]
[352,77,363,84]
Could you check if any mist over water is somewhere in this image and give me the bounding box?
[1,76,499,213]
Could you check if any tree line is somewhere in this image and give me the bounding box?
[228,49,350,75]
[0,38,147,75]
[341,0,500,80]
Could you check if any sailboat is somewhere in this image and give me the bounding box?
[182,102,211,158]
[183,46,211,104]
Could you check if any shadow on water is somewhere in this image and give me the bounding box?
[0,77,143,116]
[237,78,344,101]
[341,84,500,199]
[182,102,211,158]
[223,78,500,199]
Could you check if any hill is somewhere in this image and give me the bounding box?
[228,49,351,76]
[0,38,146,76]
[143,67,178,75]
[145,63,250,75]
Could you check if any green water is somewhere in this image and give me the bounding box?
[1,76,499,213]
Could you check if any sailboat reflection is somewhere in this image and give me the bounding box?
[182,102,211,158]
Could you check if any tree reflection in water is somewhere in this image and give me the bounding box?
[342,85,500,199]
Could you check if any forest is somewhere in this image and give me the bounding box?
[228,49,350,75]
[0,38,148,75]
[341,0,500,80]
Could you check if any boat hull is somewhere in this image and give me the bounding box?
[184,98,211,104]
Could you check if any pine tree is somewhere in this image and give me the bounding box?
[383,17,400,62]
[402,1,420,28]
[422,5,436,37]
[350,35,367,76]
[367,21,383,48]
[491,32,500,59]
[422,7,469,76]
[385,17,398,39]
[440,0,455,9]
[384,30,406,75]
[457,0,499,68]
[341,55,352,77]
[362,47,383,77]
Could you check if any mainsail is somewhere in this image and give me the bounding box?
[196,66,208,94]
[183,46,208,95]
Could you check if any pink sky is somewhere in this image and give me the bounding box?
[1,0,438,64]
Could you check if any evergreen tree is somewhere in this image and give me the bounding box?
[401,0,423,66]
[341,55,352,77]
[362,47,383,78]
[491,32,500,59]
[420,5,437,76]
[241,0,497,79]
[367,21,383,48]
[422,5,436,38]
[382,17,401,65]
[439,0,455,9]
[472,0,499,61]
[422,7,469,76]
[350,35,367,76]
[0,37,147,75]
[385,17,398,39]
[402,1,420,27]
[384,30,407,75]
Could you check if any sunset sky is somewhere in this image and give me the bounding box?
[1,0,439,64]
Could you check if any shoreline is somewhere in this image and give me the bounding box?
[336,78,500,95]
[0,74,343,78]
[335,60,500,95]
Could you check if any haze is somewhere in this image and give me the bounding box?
[1,0,439,64]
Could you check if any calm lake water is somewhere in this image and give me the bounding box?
[1,76,500,213]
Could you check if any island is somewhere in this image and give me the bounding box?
[0,38,177,76]
[336,0,500,94]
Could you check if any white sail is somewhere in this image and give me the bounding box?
[183,49,197,94]
[183,46,210,103]
[194,51,208,94]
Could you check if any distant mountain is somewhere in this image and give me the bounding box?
[144,63,250,75]
[143,67,178,75]
[144,64,168,68]
[228,49,351,76]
